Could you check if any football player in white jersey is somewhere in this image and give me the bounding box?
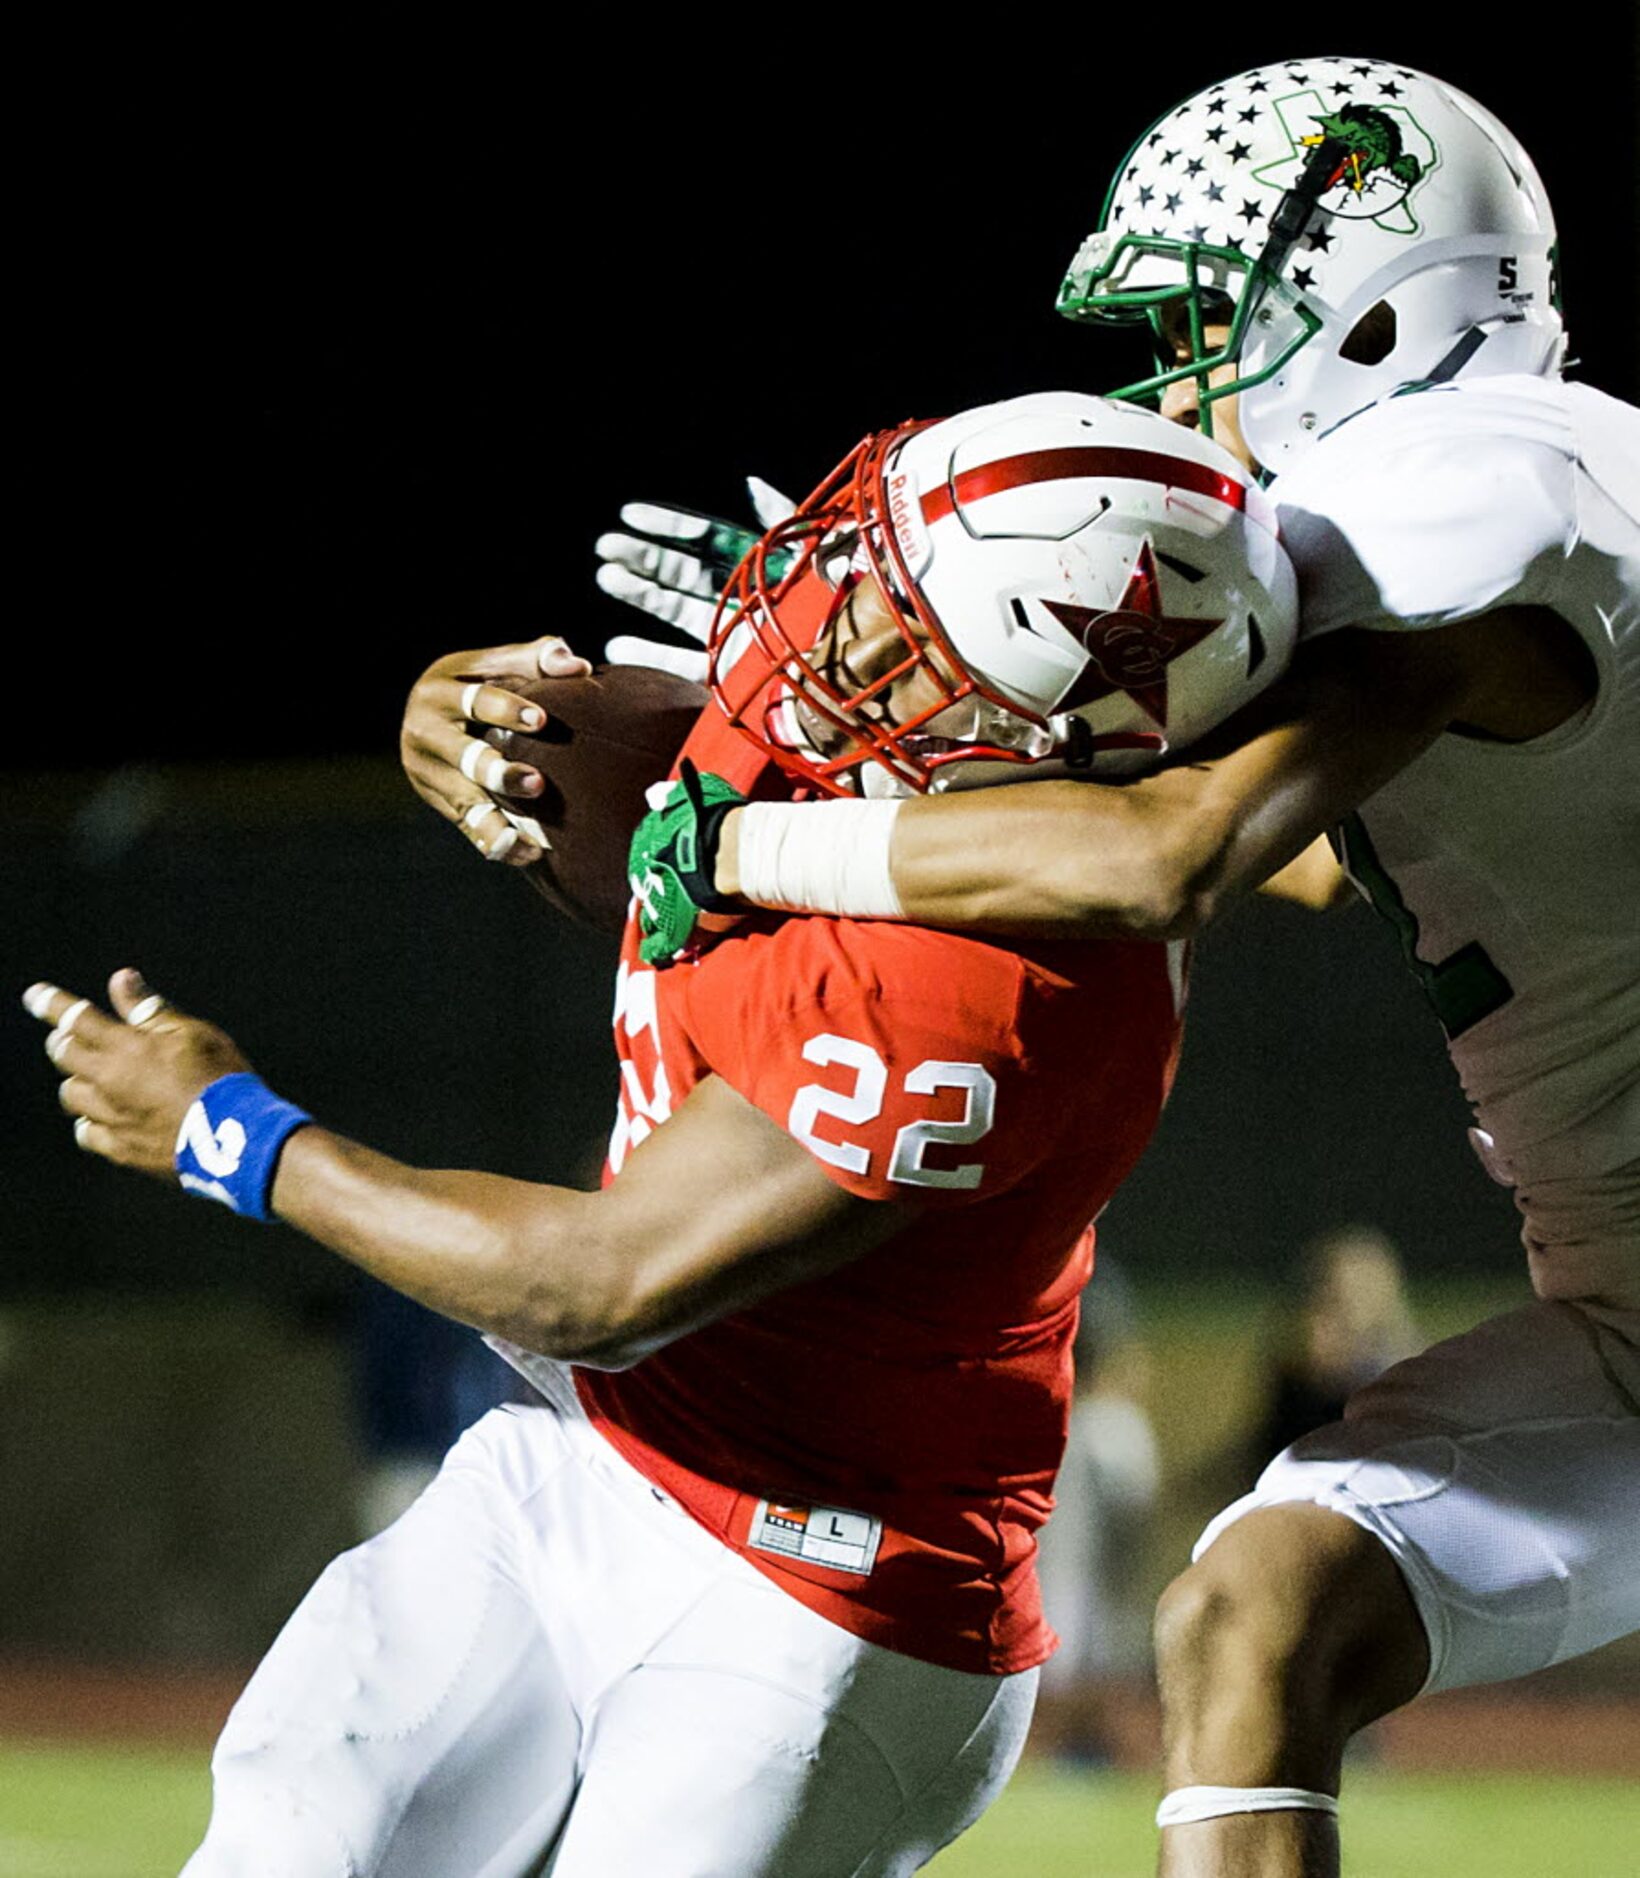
[401,54,1638,1878]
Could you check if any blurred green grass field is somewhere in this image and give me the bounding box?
[3,1742,1636,1878]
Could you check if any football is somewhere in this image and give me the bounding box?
[483,664,708,935]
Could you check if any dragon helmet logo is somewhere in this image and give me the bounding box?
[1305,104,1422,214]
[1255,91,1439,235]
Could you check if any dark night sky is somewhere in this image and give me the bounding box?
[21,21,1636,772]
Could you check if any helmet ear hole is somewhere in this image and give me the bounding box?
[1339,299,1398,366]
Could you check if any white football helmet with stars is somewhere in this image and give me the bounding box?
[1058,56,1566,473]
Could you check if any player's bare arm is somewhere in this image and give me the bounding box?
[273,1074,909,1370]
[715,603,1590,940]
[23,973,908,1372]
[399,632,591,864]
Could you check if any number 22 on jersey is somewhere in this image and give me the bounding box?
[788,1034,997,1191]
[609,965,998,1190]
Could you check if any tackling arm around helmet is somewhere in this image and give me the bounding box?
[712,620,1539,942]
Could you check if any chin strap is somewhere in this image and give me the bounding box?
[1425,322,1491,383]
[1245,135,1347,318]
[1365,319,1517,421]
[1157,1786,1340,1829]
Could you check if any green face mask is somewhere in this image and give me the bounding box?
[1055,127,1341,441]
[1056,236,1322,441]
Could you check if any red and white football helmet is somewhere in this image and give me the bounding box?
[708,392,1297,796]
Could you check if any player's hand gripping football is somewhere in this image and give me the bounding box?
[23,972,251,1178]
[595,478,796,682]
[400,635,592,864]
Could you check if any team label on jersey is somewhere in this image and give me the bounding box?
[747,1499,883,1577]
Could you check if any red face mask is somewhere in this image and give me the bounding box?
[708,424,1042,797]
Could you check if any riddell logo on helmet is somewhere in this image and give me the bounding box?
[886,469,933,581]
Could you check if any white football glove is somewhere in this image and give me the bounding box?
[597,477,795,684]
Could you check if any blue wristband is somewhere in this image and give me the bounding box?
[174,1072,312,1221]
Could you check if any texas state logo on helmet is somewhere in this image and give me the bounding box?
[1057,57,1566,471]
[708,392,1298,797]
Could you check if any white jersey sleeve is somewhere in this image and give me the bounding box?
[1274,377,1640,1308]
[1274,376,1580,635]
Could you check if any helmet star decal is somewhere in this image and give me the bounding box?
[1043,541,1222,725]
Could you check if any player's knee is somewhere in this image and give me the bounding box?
[1155,1506,1334,1681]
[185,1715,375,1877]
[1153,1543,1287,1713]
[1155,1504,1426,1733]
[183,1796,356,1878]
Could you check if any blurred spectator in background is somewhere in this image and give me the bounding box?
[353,1140,604,1536]
[353,1287,520,1537]
[1242,1224,1422,1484]
[1034,1259,1161,1764]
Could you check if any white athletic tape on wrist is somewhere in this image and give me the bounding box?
[1156,1787,1340,1829]
[735,800,905,921]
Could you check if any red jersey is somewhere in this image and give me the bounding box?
[576,706,1184,1674]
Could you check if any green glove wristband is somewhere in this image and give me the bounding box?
[628,761,748,966]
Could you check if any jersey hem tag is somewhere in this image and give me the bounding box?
[747,1499,883,1577]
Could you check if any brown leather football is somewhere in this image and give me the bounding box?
[483,664,708,935]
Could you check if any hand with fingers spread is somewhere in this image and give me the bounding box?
[24,971,268,1187]
[399,634,592,865]
[595,478,796,683]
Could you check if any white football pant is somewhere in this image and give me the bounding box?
[1197,1298,1640,1691]
[184,1397,1036,1877]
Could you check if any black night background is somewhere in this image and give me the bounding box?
[16,19,1636,768]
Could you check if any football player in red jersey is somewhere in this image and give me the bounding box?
[28,396,1293,1876]
[409,56,1638,1878]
